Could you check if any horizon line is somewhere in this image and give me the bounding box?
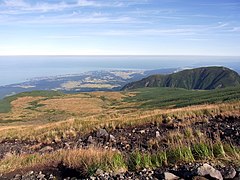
[0,55,240,57]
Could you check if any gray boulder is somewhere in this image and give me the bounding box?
[197,163,223,180]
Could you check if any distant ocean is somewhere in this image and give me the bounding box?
[0,56,239,86]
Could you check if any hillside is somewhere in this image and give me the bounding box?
[122,66,240,90]
[0,68,175,99]
[0,88,239,179]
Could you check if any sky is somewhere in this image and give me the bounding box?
[0,0,240,56]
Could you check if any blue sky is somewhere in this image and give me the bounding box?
[0,0,240,55]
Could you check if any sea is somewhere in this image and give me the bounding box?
[0,56,239,86]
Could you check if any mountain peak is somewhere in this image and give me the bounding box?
[122,66,240,90]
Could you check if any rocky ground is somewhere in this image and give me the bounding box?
[1,115,239,157]
[2,163,240,179]
[0,115,239,179]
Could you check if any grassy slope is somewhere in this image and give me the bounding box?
[122,66,240,90]
[0,87,239,142]
[0,91,64,113]
[124,86,240,109]
[0,88,239,175]
[1,86,239,114]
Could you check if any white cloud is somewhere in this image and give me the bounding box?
[41,22,240,39]
[3,0,28,7]
[77,0,101,7]
[11,13,133,24]
[43,27,197,39]
[183,38,209,41]
[229,27,240,32]
[0,0,147,14]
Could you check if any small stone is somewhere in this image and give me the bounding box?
[113,167,127,176]
[164,172,179,180]
[95,168,104,176]
[14,174,22,178]
[37,172,45,179]
[156,131,160,138]
[29,171,34,175]
[197,163,223,180]
[39,146,53,153]
[222,166,236,179]
[64,143,70,149]
[192,176,208,180]
[96,128,109,138]
[87,136,94,143]
[139,130,145,134]
[49,174,55,179]
[109,134,116,142]
[4,152,13,158]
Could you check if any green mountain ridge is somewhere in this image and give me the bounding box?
[122,66,240,90]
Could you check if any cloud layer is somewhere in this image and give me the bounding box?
[0,0,239,55]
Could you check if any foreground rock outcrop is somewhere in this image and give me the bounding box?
[0,115,239,179]
[3,163,240,180]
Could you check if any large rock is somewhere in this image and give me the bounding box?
[164,172,179,180]
[197,163,223,180]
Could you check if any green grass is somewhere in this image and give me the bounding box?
[124,86,240,109]
[0,91,64,113]
[127,142,239,171]
[0,141,239,176]
[25,99,46,111]
[192,143,213,160]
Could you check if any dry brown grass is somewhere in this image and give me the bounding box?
[0,100,239,144]
[1,138,239,176]
[0,148,122,175]
[0,90,239,177]
[11,97,40,109]
[40,97,104,115]
[0,89,239,143]
[0,96,43,121]
[90,91,126,100]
